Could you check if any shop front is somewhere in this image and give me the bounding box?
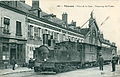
[0,38,26,68]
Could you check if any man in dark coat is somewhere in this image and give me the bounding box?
[29,58,34,69]
[115,55,119,65]
[11,57,16,70]
[98,55,104,71]
[111,54,116,72]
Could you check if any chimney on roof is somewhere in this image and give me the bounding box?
[32,0,39,9]
[71,20,76,26]
[68,20,76,29]
[31,0,42,18]
[62,12,68,27]
[99,33,104,40]
[11,1,18,7]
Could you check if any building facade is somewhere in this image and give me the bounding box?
[0,1,27,68]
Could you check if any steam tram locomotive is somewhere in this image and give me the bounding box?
[33,34,116,73]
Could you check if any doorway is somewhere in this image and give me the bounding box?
[10,48,16,60]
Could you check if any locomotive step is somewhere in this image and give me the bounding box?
[40,71,56,74]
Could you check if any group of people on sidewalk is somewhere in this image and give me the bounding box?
[97,54,119,72]
[10,57,35,70]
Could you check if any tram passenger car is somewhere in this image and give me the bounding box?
[33,40,115,73]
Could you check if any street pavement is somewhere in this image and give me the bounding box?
[0,64,120,77]
[0,67,32,76]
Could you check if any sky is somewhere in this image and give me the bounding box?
[26,0,120,52]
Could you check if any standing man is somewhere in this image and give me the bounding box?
[29,58,33,69]
[111,54,116,72]
[98,55,104,71]
[11,57,16,70]
[116,55,119,65]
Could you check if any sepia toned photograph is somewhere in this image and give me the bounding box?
[0,0,120,77]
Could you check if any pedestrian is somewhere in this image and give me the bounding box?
[33,58,36,67]
[98,55,104,71]
[111,54,116,72]
[29,58,33,69]
[116,55,119,65]
[119,55,120,64]
[11,57,17,70]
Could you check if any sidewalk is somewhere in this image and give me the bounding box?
[81,64,120,77]
[102,64,120,77]
[84,64,120,77]
[0,67,33,76]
